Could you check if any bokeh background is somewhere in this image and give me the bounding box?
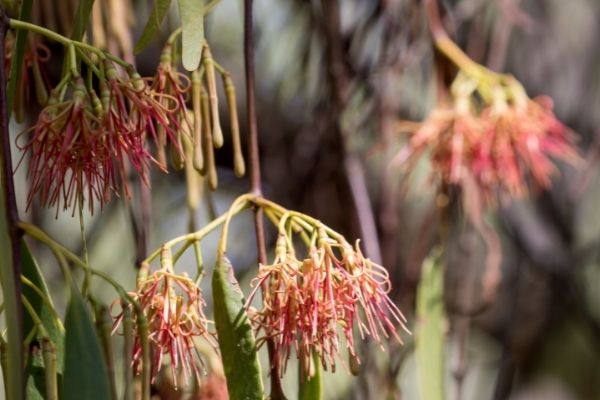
[7,0,600,399]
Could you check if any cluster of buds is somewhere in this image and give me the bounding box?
[399,50,579,209]
[246,215,410,377]
[15,29,245,215]
[147,38,246,194]
[113,247,214,389]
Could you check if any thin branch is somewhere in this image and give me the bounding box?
[0,7,25,399]
[244,0,261,196]
[243,1,285,398]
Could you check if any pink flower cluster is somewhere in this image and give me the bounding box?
[17,55,190,215]
[247,233,410,377]
[406,95,579,205]
[113,263,214,388]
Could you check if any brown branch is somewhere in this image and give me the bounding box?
[244,0,261,197]
[320,0,382,264]
[0,7,25,399]
[243,1,285,398]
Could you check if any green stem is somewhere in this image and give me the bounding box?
[0,8,24,399]
[192,240,204,284]
[41,338,58,400]
[122,305,134,400]
[78,199,91,297]
[216,194,253,258]
[9,18,130,70]
[21,295,45,335]
[21,277,65,332]
[144,196,249,264]
[10,19,98,53]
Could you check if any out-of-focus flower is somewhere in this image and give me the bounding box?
[476,95,579,200]
[401,82,579,209]
[113,255,214,389]
[247,230,410,377]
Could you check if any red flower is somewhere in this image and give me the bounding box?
[403,95,579,207]
[17,80,116,216]
[247,233,409,377]
[104,61,185,171]
[147,45,193,168]
[477,96,579,200]
[114,262,214,389]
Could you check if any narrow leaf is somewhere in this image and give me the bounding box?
[212,257,264,400]
[22,241,65,398]
[7,0,33,114]
[134,0,173,54]
[61,289,110,400]
[415,249,446,400]
[177,0,204,71]
[71,0,96,41]
[21,241,64,372]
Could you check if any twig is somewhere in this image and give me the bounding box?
[344,157,382,264]
[0,7,25,399]
[243,1,285,397]
[319,0,382,264]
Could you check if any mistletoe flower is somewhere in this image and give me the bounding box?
[114,251,214,388]
[17,79,116,215]
[104,61,183,171]
[95,80,154,198]
[402,89,579,209]
[407,100,483,188]
[477,95,579,199]
[148,43,193,168]
[338,240,409,346]
[247,230,409,377]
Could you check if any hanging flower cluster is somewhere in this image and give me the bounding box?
[399,49,579,208]
[246,212,410,377]
[14,28,245,216]
[113,248,214,389]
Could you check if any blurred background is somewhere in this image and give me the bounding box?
[9,0,600,399]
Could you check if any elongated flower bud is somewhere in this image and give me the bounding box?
[200,88,218,190]
[202,45,223,148]
[222,74,245,177]
[191,69,204,172]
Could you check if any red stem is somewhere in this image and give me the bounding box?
[243,1,285,398]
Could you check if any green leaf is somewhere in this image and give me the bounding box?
[212,257,264,400]
[7,0,33,114]
[134,0,173,54]
[415,249,446,400]
[21,241,64,372]
[71,0,96,41]
[177,0,204,71]
[61,289,110,400]
[298,352,322,400]
[22,241,65,398]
